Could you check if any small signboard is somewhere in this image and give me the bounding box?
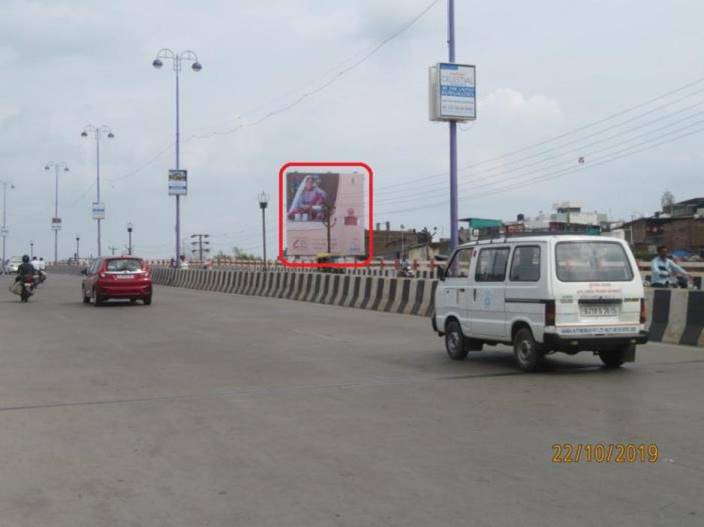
[92,202,105,220]
[51,217,62,231]
[429,63,476,122]
[168,169,188,196]
[0,227,8,237]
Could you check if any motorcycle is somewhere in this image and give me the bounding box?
[19,273,35,302]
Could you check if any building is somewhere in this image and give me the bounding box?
[365,222,432,259]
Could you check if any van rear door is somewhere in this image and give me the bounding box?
[553,240,642,336]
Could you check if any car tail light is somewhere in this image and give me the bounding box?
[545,300,556,327]
[640,298,647,324]
[99,272,106,278]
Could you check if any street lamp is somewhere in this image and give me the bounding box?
[30,241,34,258]
[1,180,14,271]
[75,234,80,261]
[44,162,69,264]
[258,192,269,270]
[152,48,203,267]
[127,222,134,255]
[81,125,115,257]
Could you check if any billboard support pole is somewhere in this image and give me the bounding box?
[448,0,458,253]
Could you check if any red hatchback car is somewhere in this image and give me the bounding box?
[81,256,152,306]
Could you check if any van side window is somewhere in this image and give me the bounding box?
[475,248,510,282]
[446,248,473,278]
[510,246,541,282]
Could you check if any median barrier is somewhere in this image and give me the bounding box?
[149,267,436,318]
[47,265,704,347]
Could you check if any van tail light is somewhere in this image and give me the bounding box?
[545,300,556,327]
[640,298,647,324]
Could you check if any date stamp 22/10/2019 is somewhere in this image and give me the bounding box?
[552,443,660,464]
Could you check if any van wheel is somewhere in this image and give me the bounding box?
[598,349,625,368]
[513,328,542,372]
[445,320,469,361]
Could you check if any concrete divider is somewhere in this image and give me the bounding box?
[150,267,432,319]
[50,265,704,347]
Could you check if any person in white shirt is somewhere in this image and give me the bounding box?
[36,257,47,271]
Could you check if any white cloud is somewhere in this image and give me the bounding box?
[479,88,562,123]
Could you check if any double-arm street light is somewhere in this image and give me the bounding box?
[81,125,114,257]
[1,180,14,270]
[258,192,269,270]
[44,162,69,264]
[152,48,203,267]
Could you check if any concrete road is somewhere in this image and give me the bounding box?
[0,274,702,527]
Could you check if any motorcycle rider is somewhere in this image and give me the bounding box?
[651,245,691,287]
[35,257,47,283]
[15,255,36,289]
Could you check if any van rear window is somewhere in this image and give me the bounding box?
[556,242,634,282]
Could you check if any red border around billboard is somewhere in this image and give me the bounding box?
[278,162,374,269]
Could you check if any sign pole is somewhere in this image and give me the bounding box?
[448,0,458,253]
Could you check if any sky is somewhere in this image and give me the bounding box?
[1,0,703,260]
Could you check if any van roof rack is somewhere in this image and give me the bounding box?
[473,228,602,242]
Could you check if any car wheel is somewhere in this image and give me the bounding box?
[598,349,626,369]
[513,328,542,372]
[82,286,90,304]
[143,295,152,306]
[444,319,469,361]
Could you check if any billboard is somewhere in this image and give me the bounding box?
[429,63,476,121]
[168,169,188,195]
[284,170,366,257]
[92,202,105,220]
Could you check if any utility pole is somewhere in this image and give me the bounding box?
[1,180,14,270]
[321,200,336,254]
[152,49,203,268]
[190,234,210,263]
[45,162,69,264]
[258,192,269,270]
[81,126,114,257]
[108,246,118,256]
[448,0,458,252]
[127,222,134,255]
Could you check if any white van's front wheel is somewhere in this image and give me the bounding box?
[513,328,542,372]
[445,320,469,361]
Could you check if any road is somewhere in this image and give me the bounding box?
[0,274,702,527]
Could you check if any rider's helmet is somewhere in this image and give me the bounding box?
[22,255,30,263]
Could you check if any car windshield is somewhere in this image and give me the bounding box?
[556,241,634,282]
[105,259,142,272]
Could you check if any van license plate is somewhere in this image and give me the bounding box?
[581,305,618,317]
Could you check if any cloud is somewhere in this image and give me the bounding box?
[479,88,562,123]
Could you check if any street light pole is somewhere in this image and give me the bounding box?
[81,125,114,257]
[258,192,269,270]
[127,223,133,255]
[76,235,80,260]
[1,180,13,270]
[45,162,69,264]
[30,241,34,258]
[448,0,458,252]
[152,49,203,268]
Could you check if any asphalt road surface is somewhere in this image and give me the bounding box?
[1,274,703,527]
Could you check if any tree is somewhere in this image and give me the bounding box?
[661,190,675,214]
[233,246,256,260]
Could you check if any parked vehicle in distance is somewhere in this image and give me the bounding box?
[432,234,648,372]
[81,256,152,306]
[4,256,22,274]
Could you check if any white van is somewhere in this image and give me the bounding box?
[431,234,648,371]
